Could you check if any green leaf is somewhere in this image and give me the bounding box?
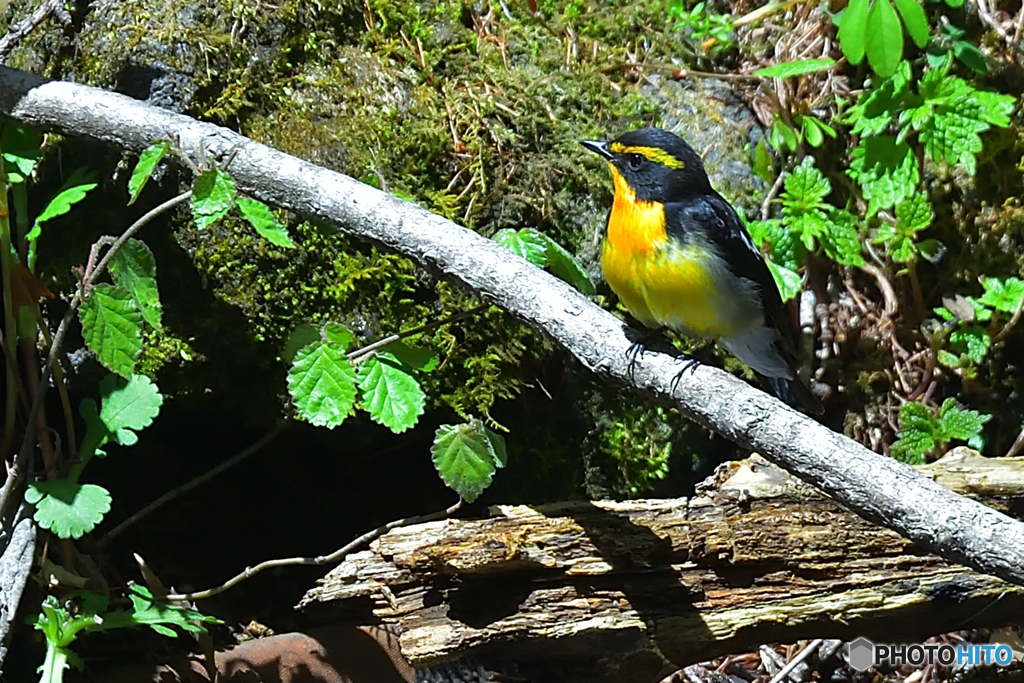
[128,142,170,206]
[535,232,595,295]
[782,157,831,210]
[769,118,799,152]
[287,340,357,428]
[901,60,1016,175]
[493,228,546,266]
[323,322,355,349]
[890,401,936,462]
[431,420,503,502]
[949,326,990,364]
[98,374,163,443]
[26,480,112,539]
[891,0,929,48]
[753,58,836,79]
[283,323,321,364]
[385,341,439,371]
[894,193,933,233]
[838,0,870,64]
[865,0,903,77]
[753,138,774,184]
[937,397,990,442]
[0,123,43,182]
[236,196,296,249]
[821,209,865,266]
[29,168,98,238]
[190,169,236,230]
[358,352,426,434]
[766,260,803,302]
[79,284,143,378]
[978,277,1024,314]
[848,136,919,216]
[109,239,162,328]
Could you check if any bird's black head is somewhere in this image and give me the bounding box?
[581,128,711,203]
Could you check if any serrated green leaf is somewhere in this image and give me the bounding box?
[753,58,836,79]
[287,341,357,428]
[936,349,962,368]
[190,169,236,230]
[821,210,865,266]
[899,400,935,433]
[865,0,903,77]
[236,196,296,249]
[938,397,990,441]
[949,326,990,364]
[838,0,870,64]
[890,434,930,464]
[782,156,831,211]
[978,277,1024,314]
[891,0,929,48]
[27,480,112,539]
[536,232,595,295]
[79,284,143,378]
[848,136,919,216]
[895,193,933,233]
[128,142,170,205]
[109,239,162,328]
[431,420,502,502]
[358,353,426,434]
[98,374,163,441]
[493,228,546,266]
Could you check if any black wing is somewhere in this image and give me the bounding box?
[665,192,797,355]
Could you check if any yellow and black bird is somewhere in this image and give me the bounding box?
[582,127,823,414]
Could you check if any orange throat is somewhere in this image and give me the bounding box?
[605,166,667,257]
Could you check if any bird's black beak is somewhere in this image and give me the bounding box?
[581,139,614,161]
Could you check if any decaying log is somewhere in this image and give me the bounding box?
[300,450,1024,683]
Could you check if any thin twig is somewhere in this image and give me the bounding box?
[99,423,285,546]
[760,166,787,222]
[0,0,71,60]
[767,639,823,683]
[347,302,491,362]
[164,499,464,602]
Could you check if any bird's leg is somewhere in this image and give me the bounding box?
[625,327,669,380]
[670,342,715,392]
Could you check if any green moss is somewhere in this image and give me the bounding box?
[137,327,198,379]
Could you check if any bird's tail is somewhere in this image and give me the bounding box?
[756,373,824,415]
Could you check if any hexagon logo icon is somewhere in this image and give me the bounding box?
[848,637,876,672]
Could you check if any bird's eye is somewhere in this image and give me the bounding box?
[626,154,643,170]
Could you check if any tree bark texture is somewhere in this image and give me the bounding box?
[300,451,1024,683]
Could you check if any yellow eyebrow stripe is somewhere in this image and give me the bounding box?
[608,143,686,170]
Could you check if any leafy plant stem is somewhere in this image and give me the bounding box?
[347,302,492,363]
[164,498,463,601]
[0,134,17,460]
[0,190,192,522]
[907,259,926,320]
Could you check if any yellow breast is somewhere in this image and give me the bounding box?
[601,166,732,338]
